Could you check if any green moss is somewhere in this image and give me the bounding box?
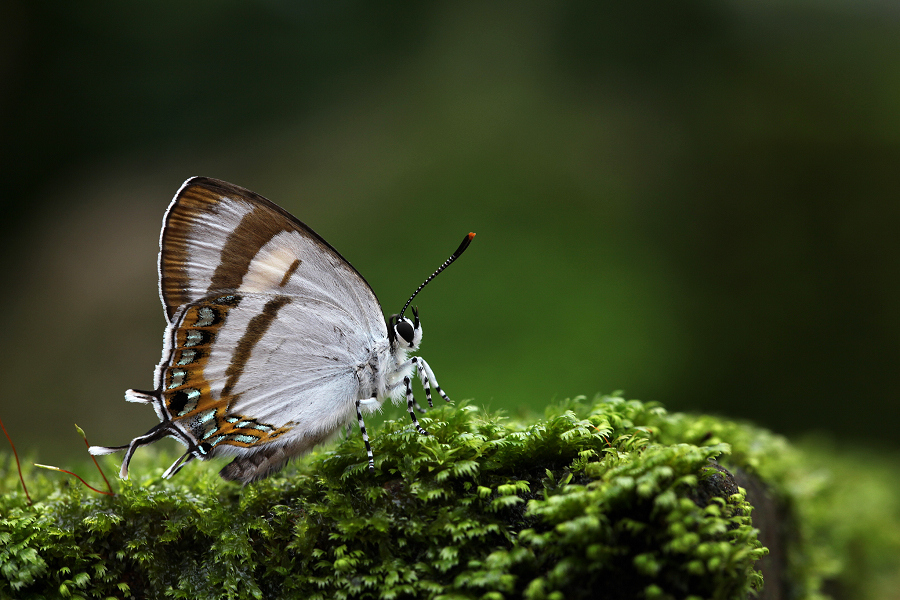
[1,395,896,599]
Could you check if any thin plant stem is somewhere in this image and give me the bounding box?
[34,463,114,496]
[0,415,32,504]
[75,424,114,495]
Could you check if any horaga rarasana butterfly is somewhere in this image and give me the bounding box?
[90,177,475,484]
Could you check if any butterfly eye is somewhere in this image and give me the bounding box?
[395,320,415,345]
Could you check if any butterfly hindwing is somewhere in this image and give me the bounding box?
[155,293,363,459]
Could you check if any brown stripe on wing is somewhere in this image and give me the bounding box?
[222,295,292,404]
[208,204,297,293]
[188,295,294,452]
[279,259,301,287]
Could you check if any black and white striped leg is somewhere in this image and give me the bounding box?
[396,359,427,412]
[394,357,435,411]
[414,357,452,406]
[405,376,430,435]
[356,397,376,472]
[410,357,435,408]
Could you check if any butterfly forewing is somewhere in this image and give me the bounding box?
[159,177,385,339]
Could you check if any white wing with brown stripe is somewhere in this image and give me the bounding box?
[159,178,385,336]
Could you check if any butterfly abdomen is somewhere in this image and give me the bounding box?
[217,426,339,484]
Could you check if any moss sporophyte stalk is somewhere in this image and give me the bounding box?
[5,394,894,599]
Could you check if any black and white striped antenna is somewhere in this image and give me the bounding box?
[399,232,475,319]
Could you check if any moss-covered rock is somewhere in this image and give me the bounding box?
[2,395,898,599]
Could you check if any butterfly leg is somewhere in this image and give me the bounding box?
[413,357,452,406]
[410,358,434,408]
[356,396,376,472]
[404,376,430,436]
[394,358,428,412]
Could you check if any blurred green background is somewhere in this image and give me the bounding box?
[1,0,898,466]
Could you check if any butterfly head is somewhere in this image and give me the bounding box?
[389,306,422,350]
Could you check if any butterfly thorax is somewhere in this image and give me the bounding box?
[358,318,423,408]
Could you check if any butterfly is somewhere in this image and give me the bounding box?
[90,177,474,484]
